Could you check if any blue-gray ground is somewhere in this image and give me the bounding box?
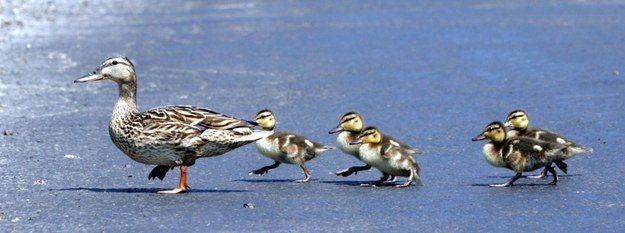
[1,1,624,232]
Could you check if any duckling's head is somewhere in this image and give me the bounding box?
[329,112,364,134]
[505,109,529,130]
[350,126,382,145]
[255,109,276,130]
[472,121,507,143]
[74,57,136,85]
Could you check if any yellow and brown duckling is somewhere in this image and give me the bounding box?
[350,126,423,188]
[472,121,590,187]
[329,112,420,184]
[328,112,372,176]
[505,109,593,178]
[249,109,334,182]
[74,57,273,194]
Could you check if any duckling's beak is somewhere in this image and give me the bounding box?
[74,72,104,83]
[349,137,363,145]
[328,125,344,134]
[472,133,487,141]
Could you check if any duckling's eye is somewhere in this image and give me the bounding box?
[112,60,118,65]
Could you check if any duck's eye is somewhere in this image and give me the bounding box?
[112,60,118,65]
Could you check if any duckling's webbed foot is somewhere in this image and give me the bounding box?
[248,161,281,176]
[554,161,568,174]
[296,163,312,183]
[335,165,372,177]
[395,172,413,188]
[546,165,558,185]
[527,167,548,179]
[490,172,522,187]
[360,173,389,187]
[382,175,397,185]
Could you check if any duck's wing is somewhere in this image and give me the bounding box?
[142,105,257,131]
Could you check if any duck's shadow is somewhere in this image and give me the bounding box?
[50,187,249,193]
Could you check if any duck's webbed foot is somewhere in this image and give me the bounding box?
[546,165,558,185]
[248,161,281,176]
[335,165,372,177]
[158,165,189,194]
[490,172,522,187]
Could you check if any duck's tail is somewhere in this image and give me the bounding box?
[232,129,274,142]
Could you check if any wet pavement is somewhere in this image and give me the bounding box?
[1,0,625,232]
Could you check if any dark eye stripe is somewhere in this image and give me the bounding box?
[341,116,356,123]
[256,113,272,120]
[508,114,525,120]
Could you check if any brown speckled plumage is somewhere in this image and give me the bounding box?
[75,57,272,193]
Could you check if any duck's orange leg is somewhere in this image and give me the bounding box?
[158,165,189,194]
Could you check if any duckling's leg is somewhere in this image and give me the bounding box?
[546,165,558,185]
[490,172,522,187]
[296,163,312,183]
[527,167,548,179]
[248,161,281,176]
[335,165,372,177]
[158,165,189,194]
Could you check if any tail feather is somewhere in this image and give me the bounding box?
[412,168,424,186]
[233,130,274,142]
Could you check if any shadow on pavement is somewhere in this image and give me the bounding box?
[50,187,250,193]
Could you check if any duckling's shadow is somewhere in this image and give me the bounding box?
[470,183,556,187]
[485,174,582,179]
[319,180,367,186]
[50,187,249,193]
[471,174,582,187]
[234,179,300,183]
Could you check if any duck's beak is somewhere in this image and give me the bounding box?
[472,133,487,141]
[349,137,363,145]
[328,125,344,134]
[74,72,104,83]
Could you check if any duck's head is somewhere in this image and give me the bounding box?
[74,57,136,85]
[350,126,382,145]
[255,109,276,130]
[472,121,507,143]
[504,109,529,130]
[329,112,364,134]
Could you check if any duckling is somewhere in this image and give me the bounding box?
[74,57,273,194]
[471,121,590,187]
[249,109,334,182]
[328,112,372,177]
[505,109,593,178]
[329,112,420,184]
[349,126,423,188]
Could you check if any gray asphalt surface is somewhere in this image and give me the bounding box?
[1,0,624,232]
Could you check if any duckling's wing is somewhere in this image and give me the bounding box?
[385,134,424,154]
[145,105,257,130]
